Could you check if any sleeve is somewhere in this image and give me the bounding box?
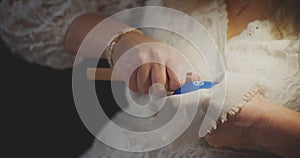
[0,0,86,69]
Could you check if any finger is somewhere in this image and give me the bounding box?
[186,73,201,83]
[128,69,139,92]
[165,53,190,89]
[166,67,182,91]
[137,64,152,94]
[192,74,201,81]
[150,63,167,96]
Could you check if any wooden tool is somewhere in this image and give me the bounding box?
[87,68,114,81]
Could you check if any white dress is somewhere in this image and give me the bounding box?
[1,0,299,157]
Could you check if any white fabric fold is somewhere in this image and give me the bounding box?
[93,71,263,152]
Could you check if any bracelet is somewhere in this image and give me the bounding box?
[106,28,144,68]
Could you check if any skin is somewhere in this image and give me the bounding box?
[64,14,199,96]
[226,0,283,39]
[205,94,300,158]
[205,1,300,158]
[64,0,300,157]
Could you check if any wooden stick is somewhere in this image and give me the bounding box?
[87,68,114,81]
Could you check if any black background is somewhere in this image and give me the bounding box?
[0,39,103,158]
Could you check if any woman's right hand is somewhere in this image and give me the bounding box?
[111,32,199,96]
[63,13,199,96]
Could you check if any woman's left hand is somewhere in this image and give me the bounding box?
[204,94,266,148]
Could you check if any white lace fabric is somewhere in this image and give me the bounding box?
[0,0,146,69]
[226,20,300,111]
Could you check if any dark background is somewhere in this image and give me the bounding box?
[0,39,106,157]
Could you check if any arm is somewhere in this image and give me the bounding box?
[64,13,200,95]
[205,94,300,158]
[64,13,133,59]
[64,13,106,58]
[253,95,300,158]
[0,0,194,94]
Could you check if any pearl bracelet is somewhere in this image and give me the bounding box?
[105,28,144,68]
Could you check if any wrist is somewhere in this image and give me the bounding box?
[112,32,156,64]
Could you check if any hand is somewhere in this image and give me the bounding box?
[111,32,199,96]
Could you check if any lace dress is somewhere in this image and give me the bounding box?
[1,0,299,158]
